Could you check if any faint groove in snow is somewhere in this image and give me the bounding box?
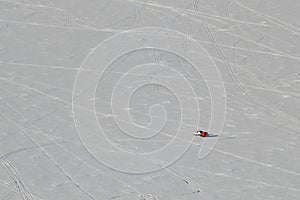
[0,79,145,197]
[0,155,36,200]
[233,0,300,35]
[0,100,98,200]
[0,75,298,176]
[0,19,122,33]
[194,0,300,126]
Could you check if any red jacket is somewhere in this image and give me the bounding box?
[200,131,208,137]
[196,131,208,137]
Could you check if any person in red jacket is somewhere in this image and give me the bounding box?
[194,130,208,137]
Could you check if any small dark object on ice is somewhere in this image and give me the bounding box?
[194,130,208,137]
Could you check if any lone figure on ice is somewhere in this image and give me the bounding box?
[194,130,208,137]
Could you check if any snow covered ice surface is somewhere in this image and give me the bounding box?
[0,0,300,199]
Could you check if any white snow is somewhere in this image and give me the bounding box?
[0,0,299,199]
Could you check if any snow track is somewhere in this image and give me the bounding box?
[0,0,299,199]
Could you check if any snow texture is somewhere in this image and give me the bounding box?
[0,0,299,199]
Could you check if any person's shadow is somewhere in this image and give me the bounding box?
[207,134,219,137]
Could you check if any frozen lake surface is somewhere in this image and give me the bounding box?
[0,0,299,199]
